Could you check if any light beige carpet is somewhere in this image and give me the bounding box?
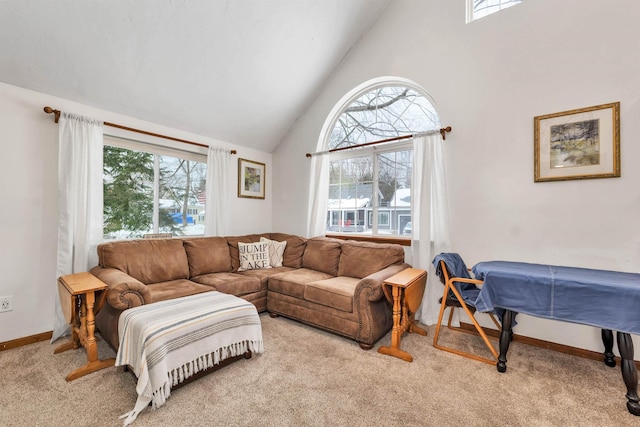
[1,313,636,426]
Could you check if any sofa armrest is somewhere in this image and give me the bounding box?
[355,263,411,302]
[89,266,152,310]
[353,263,411,345]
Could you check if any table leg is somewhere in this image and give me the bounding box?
[497,309,514,373]
[53,321,80,354]
[616,331,640,416]
[378,286,413,362]
[390,286,402,350]
[54,295,80,354]
[65,292,115,381]
[601,329,616,367]
[84,292,99,362]
[408,314,428,336]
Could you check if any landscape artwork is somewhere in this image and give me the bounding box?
[534,102,620,182]
[244,166,261,192]
[238,158,266,199]
[549,119,600,168]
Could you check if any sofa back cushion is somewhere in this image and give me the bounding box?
[97,239,189,284]
[183,237,232,277]
[269,233,307,268]
[337,240,405,279]
[302,237,342,276]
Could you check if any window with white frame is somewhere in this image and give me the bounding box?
[103,136,207,240]
[467,0,523,22]
[325,84,440,237]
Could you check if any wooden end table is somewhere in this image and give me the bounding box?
[378,267,428,362]
[54,272,115,381]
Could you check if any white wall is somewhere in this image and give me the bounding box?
[272,0,640,355]
[0,82,272,343]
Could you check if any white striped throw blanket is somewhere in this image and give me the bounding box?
[116,291,264,426]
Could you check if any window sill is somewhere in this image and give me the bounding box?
[325,233,412,247]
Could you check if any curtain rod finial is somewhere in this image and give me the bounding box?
[43,106,61,123]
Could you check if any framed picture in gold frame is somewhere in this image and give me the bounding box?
[238,158,265,199]
[534,102,620,182]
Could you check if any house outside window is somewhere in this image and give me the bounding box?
[103,136,207,240]
[324,83,440,238]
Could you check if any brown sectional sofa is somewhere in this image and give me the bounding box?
[91,233,410,351]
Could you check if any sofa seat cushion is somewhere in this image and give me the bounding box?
[191,272,261,296]
[304,276,359,312]
[268,268,333,299]
[238,266,296,288]
[183,236,232,276]
[147,279,213,303]
[337,240,405,279]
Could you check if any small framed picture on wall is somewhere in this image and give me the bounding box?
[238,158,265,199]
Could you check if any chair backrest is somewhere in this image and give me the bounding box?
[432,252,500,364]
[432,253,480,306]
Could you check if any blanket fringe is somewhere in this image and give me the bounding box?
[119,395,152,427]
[120,339,263,426]
[155,339,263,409]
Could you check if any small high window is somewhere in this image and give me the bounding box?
[467,0,523,22]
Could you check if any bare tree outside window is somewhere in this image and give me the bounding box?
[329,87,438,150]
[159,156,207,231]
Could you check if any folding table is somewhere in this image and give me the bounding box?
[473,261,640,416]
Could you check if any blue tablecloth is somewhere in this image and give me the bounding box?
[472,261,640,335]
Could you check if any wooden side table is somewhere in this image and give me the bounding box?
[54,272,115,381]
[378,267,428,362]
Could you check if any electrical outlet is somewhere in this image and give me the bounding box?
[0,296,13,312]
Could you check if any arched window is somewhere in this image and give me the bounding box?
[318,78,440,238]
[467,0,523,22]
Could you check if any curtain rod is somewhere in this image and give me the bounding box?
[305,126,451,158]
[43,106,237,155]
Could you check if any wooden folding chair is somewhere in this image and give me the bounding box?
[432,257,500,365]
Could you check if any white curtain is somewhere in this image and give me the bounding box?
[52,113,104,342]
[204,147,231,236]
[306,152,330,238]
[412,133,452,325]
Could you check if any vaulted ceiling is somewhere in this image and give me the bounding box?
[0,0,391,151]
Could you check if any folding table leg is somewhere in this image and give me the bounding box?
[497,309,514,373]
[601,329,616,367]
[617,332,640,416]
